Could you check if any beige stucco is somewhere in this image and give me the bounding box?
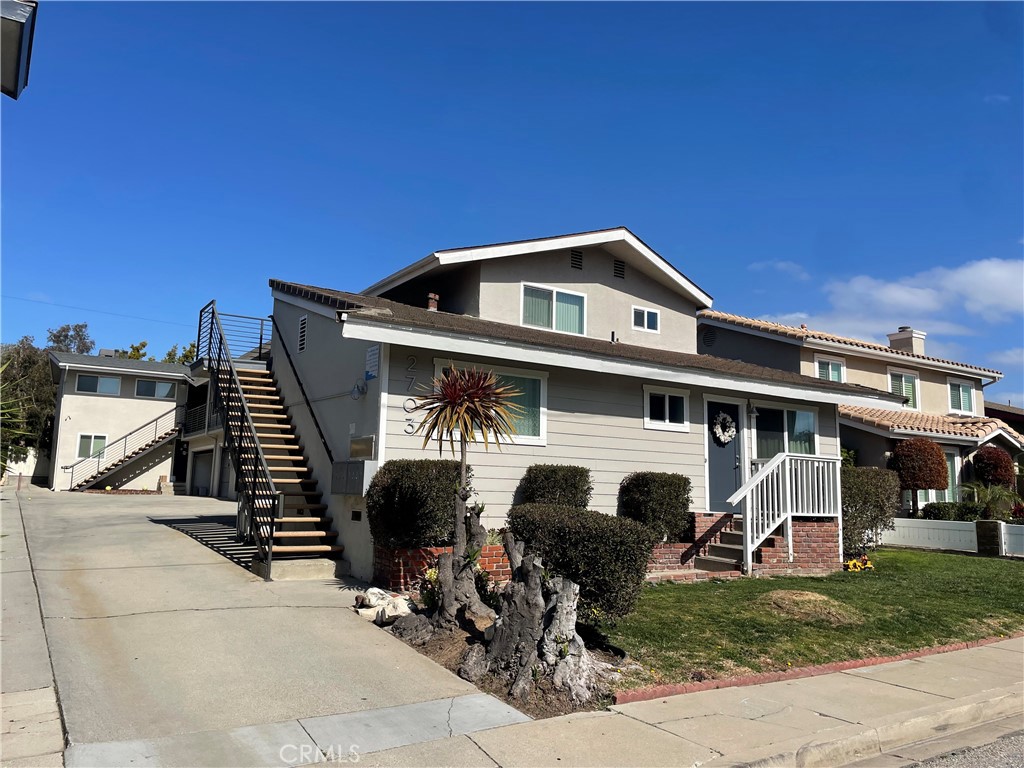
[51,368,186,491]
[798,347,986,416]
[476,246,700,353]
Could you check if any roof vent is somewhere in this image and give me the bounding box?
[570,249,583,270]
[701,327,717,348]
[613,259,626,279]
[297,315,308,353]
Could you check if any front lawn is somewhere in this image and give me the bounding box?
[607,549,1024,689]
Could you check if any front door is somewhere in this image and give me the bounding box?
[707,401,744,513]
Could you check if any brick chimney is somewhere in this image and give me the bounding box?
[427,293,439,312]
[887,326,926,355]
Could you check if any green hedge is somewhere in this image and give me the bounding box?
[365,459,465,548]
[921,501,986,522]
[618,472,694,542]
[507,503,656,623]
[841,466,900,557]
[518,464,592,509]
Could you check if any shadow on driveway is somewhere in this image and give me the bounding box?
[150,514,256,571]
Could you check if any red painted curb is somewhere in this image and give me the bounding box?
[611,631,1024,705]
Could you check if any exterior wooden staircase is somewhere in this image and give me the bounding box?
[235,369,342,560]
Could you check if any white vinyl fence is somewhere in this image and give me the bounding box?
[880,518,1024,556]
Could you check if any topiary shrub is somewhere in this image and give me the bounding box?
[366,459,466,548]
[841,466,900,557]
[971,446,1015,488]
[618,472,694,542]
[507,503,656,624]
[517,464,592,509]
[890,438,947,517]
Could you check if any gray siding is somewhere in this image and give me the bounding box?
[699,325,803,372]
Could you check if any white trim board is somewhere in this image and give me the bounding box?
[363,228,714,308]
[339,316,903,409]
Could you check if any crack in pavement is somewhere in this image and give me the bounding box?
[446,697,455,738]
[43,604,353,621]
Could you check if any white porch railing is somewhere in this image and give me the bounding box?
[727,454,843,574]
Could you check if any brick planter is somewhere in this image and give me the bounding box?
[373,544,511,592]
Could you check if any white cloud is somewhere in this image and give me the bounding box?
[757,258,1024,349]
[984,93,1010,104]
[748,260,810,281]
[990,347,1024,367]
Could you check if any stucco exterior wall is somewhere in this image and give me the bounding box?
[271,298,384,581]
[51,368,185,491]
[476,246,700,353]
[798,348,986,416]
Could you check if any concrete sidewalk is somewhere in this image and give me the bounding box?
[362,638,1022,767]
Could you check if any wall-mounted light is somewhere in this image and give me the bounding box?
[747,402,759,418]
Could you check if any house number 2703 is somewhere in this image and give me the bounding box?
[403,356,418,433]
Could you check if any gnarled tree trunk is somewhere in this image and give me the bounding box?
[461,530,603,704]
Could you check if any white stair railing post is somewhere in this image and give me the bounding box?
[782,456,793,562]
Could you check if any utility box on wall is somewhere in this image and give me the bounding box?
[332,460,366,496]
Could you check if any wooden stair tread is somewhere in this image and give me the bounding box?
[270,544,344,554]
[270,530,339,539]
[257,516,332,524]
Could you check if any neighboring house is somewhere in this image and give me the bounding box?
[49,353,190,492]
[184,228,906,581]
[696,311,1024,509]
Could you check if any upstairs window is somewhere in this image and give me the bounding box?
[632,306,660,333]
[889,369,919,409]
[948,379,974,414]
[815,355,845,383]
[643,386,689,432]
[136,380,177,400]
[76,374,120,396]
[522,284,585,335]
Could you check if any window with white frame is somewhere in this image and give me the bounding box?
[436,361,547,444]
[815,355,845,383]
[77,434,107,459]
[136,379,176,400]
[948,379,974,414]
[632,306,660,333]
[76,374,121,396]
[753,406,817,458]
[643,386,689,432]
[522,284,585,335]
[905,450,960,507]
[889,368,919,409]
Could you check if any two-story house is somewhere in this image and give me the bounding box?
[184,228,906,581]
[696,311,1023,510]
[48,352,190,492]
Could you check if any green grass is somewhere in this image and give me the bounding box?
[607,549,1024,689]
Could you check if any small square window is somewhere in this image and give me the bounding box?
[77,434,107,459]
[643,386,689,432]
[632,306,660,333]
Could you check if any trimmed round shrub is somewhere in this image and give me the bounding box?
[841,466,900,557]
[507,503,656,623]
[365,459,465,548]
[618,472,694,542]
[971,446,1015,488]
[921,500,985,522]
[518,464,592,509]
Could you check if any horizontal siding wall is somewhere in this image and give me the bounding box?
[383,346,842,529]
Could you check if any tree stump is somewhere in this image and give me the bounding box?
[433,496,496,631]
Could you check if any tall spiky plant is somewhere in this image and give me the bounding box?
[412,366,523,627]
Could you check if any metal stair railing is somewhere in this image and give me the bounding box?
[63,406,184,489]
[198,300,282,580]
[727,453,843,575]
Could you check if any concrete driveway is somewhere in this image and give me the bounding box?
[6,490,526,766]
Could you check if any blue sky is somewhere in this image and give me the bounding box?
[3,2,1022,403]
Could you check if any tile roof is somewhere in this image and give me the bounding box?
[698,310,1003,376]
[270,280,902,404]
[839,405,1024,446]
[49,352,190,377]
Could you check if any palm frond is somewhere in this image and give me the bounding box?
[412,366,525,456]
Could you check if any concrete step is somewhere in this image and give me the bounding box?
[708,542,744,560]
[694,554,742,572]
